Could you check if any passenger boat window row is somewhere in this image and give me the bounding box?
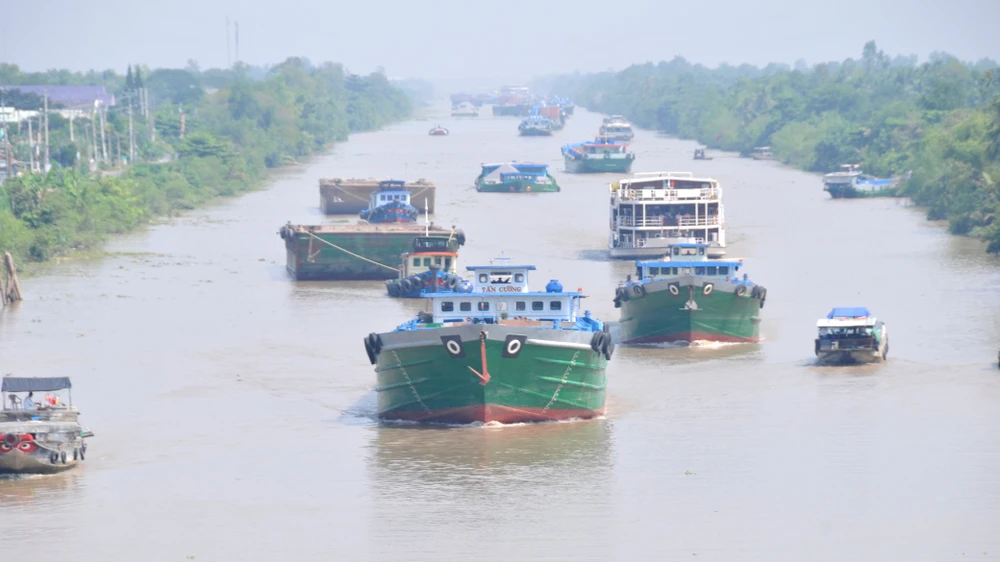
[379,194,406,202]
[440,300,564,313]
[640,265,734,277]
[477,272,524,283]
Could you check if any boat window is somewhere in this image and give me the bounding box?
[515,301,526,311]
[699,248,705,255]
[441,302,454,312]
[695,267,705,275]
[532,301,544,311]
[718,266,729,275]
[550,301,562,311]
[672,247,680,256]
[477,302,490,312]
[479,274,488,283]
[636,266,642,279]
[649,267,660,276]
[707,266,718,275]
[496,302,507,311]
[670,267,678,275]
[413,258,420,267]
[460,302,471,312]
[445,258,452,269]
[514,273,524,283]
[434,257,442,265]
[423,258,432,266]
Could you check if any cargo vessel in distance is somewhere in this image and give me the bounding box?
[320,178,436,215]
[278,223,465,281]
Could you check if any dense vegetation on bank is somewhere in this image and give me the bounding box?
[0,58,413,264]
[541,43,1000,252]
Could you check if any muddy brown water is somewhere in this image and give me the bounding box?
[2,104,999,561]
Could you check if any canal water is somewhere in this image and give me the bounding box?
[2,104,999,561]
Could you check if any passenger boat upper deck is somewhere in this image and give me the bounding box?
[608,171,726,259]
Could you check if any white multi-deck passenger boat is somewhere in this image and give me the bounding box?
[608,172,726,259]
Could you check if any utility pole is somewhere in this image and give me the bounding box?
[99,104,108,164]
[127,92,135,163]
[69,112,75,142]
[90,106,98,171]
[148,91,155,143]
[43,91,50,172]
[115,134,121,167]
[179,107,185,138]
[27,117,34,173]
[226,16,231,67]
[235,21,240,63]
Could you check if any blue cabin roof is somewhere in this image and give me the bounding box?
[827,307,871,318]
[481,162,549,175]
[637,259,743,268]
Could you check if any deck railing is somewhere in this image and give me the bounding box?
[618,187,720,201]
[618,215,721,228]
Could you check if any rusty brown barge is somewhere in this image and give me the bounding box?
[278,223,465,281]
[320,178,436,214]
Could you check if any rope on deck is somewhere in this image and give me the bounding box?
[303,232,400,272]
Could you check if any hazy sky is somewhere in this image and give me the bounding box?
[4,0,999,85]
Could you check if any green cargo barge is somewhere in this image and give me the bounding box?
[278,223,465,281]
[615,243,766,343]
[364,259,613,424]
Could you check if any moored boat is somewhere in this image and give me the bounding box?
[815,308,888,364]
[750,146,776,160]
[428,125,449,136]
[615,243,765,344]
[359,180,419,224]
[562,135,635,173]
[474,162,559,193]
[518,115,555,136]
[278,222,465,281]
[1,377,93,475]
[385,234,473,298]
[599,115,634,141]
[451,103,479,117]
[823,164,909,198]
[364,257,613,424]
[693,148,712,160]
[609,172,726,259]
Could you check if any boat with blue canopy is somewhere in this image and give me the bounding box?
[474,162,560,193]
[518,115,555,136]
[1,376,94,474]
[562,135,635,173]
[823,164,910,198]
[815,307,889,364]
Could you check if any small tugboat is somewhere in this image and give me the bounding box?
[364,256,613,424]
[475,162,559,193]
[693,148,712,160]
[615,243,765,344]
[562,135,635,173]
[599,115,635,141]
[385,232,473,298]
[428,125,449,136]
[319,177,436,214]
[518,115,555,136]
[609,171,726,259]
[815,308,888,365]
[359,180,419,223]
[822,164,909,198]
[1,377,93,475]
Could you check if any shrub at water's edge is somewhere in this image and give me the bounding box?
[0,59,413,265]
[539,42,1000,253]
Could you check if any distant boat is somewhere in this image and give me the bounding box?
[475,162,560,193]
[599,116,635,141]
[562,135,635,173]
[815,307,889,364]
[359,180,419,223]
[822,164,909,198]
[428,125,449,136]
[749,146,776,160]
[451,103,478,117]
[518,115,555,136]
[693,148,712,160]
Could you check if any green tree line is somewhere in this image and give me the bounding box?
[0,58,413,263]
[540,42,1000,253]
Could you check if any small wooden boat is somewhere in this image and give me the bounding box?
[428,125,449,136]
[693,148,713,160]
[1,377,93,474]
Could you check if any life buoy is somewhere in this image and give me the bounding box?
[632,284,646,297]
[590,331,606,354]
[2,433,17,447]
[703,283,714,296]
[735,285,747,297]
[61,451,67,464]
[50,452,59,464]
[447,276,460,290]
[668,284,680,296]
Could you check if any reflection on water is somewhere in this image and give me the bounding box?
[368,420,613,561]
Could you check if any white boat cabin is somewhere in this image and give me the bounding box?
[816,307,880,340]
[370,180,412,208]
[610,172,725,251]
[400,236,459,277]
[427,262,582,323]
[633,243,744,281]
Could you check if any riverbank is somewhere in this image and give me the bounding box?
[540,42,1000,252]
[0,59,413,269]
